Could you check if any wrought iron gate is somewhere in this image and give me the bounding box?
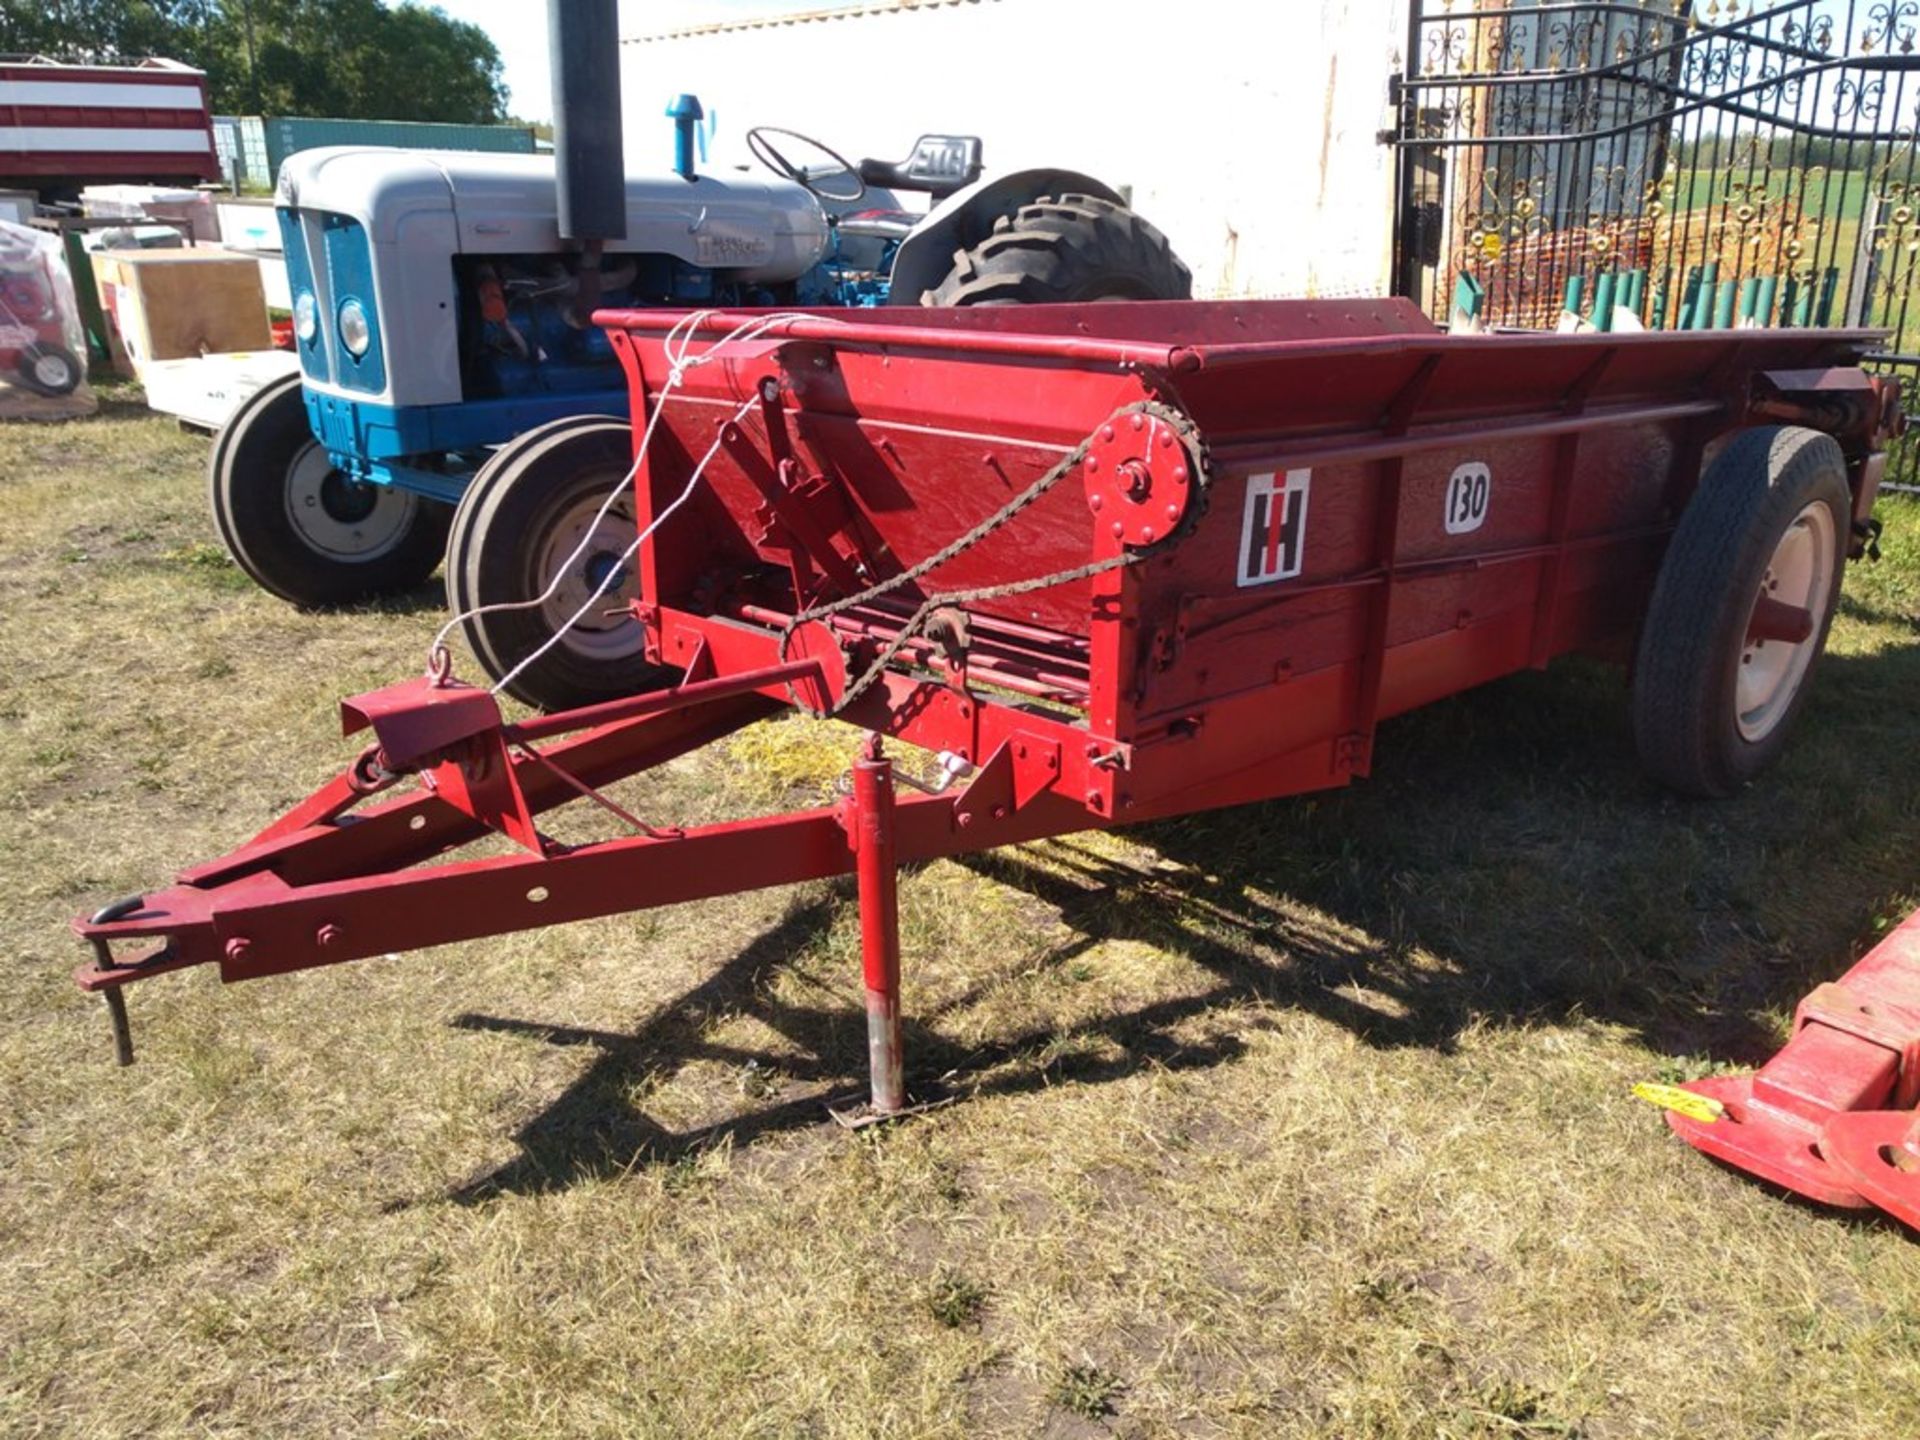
[1389,0,1920,485]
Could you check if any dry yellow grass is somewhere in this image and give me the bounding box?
[5,389,1920,1437]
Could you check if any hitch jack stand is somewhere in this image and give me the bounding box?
[829,735,949,1130]
[855,735,905,1114]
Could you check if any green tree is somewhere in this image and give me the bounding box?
[0,0,507,124]
[0,0,205,61]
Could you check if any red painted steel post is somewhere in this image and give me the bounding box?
[851,735,905,1113]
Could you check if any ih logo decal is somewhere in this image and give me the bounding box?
[1238,470,1311,587]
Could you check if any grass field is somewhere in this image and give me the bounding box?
[6,388,1920,1437]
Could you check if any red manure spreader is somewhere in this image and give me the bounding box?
[73,296,1920,1220]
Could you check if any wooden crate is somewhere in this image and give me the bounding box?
[89,248,269,377]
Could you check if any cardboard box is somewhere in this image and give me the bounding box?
[89,248,270,377]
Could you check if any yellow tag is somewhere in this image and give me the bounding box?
[1632,1082,1724,1124]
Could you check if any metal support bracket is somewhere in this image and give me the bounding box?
[1796,982,1920,1110]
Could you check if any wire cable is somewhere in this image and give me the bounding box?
[428,309,843,693]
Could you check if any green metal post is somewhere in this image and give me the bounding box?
[1451,271,1485,329]
[1714,279,1738,329]
[1678,266,1702,330]
[1691,262,1721,329]
[1816,267,1840,326]
[1592,271,1617,333]
[1625,268,1647,318]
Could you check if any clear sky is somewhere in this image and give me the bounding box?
[442,0,1869,122]
[424,0,837,122]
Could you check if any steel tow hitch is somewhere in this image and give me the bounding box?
[78,896,171,1066]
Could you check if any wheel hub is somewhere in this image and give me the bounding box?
[1737,499,1835,743]
[318,469,381,525]
[31,351,72,390]
[535,490,644,661]
[282,444,418,561]
[584,549,629,594]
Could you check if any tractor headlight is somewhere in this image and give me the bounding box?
[293,291,318,343]
[337,298,372,358]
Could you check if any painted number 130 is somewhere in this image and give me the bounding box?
[1445,462,1491,536]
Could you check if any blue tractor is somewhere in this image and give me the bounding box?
[209,2,1191,711]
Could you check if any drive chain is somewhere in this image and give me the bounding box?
[777,399,1208,718]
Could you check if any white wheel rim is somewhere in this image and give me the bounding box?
[282,443,418,561]
[1737,499,1835,743]
[31,352,72,389]
[534,489,645,662]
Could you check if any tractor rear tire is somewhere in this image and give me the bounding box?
[444,416,676,712]
[210,374,449,608]
[17,343,81,397]
[924,193,1192,306]
[1631,426,1851,798]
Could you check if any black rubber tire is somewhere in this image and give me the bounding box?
[209,373,449,608]
[923,193,1192,306]
[17,342,81,397]
[445,416,676,712]
[1632,425,1851,798]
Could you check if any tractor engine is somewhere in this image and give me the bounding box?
[452,251,784,401]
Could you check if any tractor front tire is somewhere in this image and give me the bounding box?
[924,193,1192,306]
[1631,425,1851,798]
[210,374,448,607]
[18,343,81,397]
[444,416,675,712]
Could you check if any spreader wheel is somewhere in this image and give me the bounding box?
[210,374,449,608]
[1632,425,1850,798]
[923,193,1192,306]
[444,416,675,712]
[17,342,81,397]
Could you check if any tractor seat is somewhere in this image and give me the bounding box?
[856,134,983,201]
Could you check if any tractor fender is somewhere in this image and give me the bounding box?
[886,168,1126,306]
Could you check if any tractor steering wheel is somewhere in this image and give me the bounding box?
[746,126,867,204]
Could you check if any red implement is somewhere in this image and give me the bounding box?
[1668,907,1920,1228]
[70,298,1905,1130]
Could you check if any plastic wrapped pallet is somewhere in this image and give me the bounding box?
[0,222,96,421]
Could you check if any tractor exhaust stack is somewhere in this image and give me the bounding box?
[548,0,626,326]
[548,0,626,244]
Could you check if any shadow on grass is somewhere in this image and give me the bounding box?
[80,389,175,426]
[440,640,1920,1203]
[1837,590,1920,631]
[441,885,1261,1203]
[354,577,450,619]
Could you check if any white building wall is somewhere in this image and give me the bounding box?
[622,0,1409,299]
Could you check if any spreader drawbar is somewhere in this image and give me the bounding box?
[75,299,1903,1155]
